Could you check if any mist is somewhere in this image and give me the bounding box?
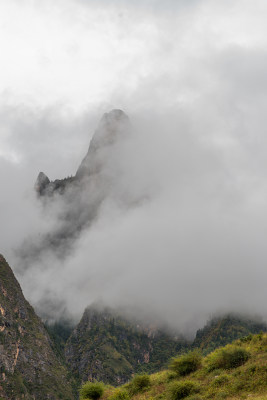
[1,0,267,336]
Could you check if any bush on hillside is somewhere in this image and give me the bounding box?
[212,374,230,387]
[129,374,150,394]
[168,380,199,400]
[108,388,130,400]
[169,351,202,376]
[80,381,105,400]
[207,346,250,371]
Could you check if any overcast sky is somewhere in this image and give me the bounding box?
[1,0,267,335]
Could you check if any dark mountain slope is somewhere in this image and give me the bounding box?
[193,313,267,354]
[63,307,267,388]
[0,255,74,400]
[65,306,187,386]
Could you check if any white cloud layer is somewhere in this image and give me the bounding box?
[1,0,267,335]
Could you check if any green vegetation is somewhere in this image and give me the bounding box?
[128,374,150,395]
[1,255,267,400]
[80,382,105,399]
[66,309,266,387]
[206,346,250,370]
[66,307,187,385]
[86,333,267,400]
[108,388,130,400]
[0,255,75,400]
[45,319,74,361]
[168,380,199,400]
[193,314,267,354]
[169,351,202,376]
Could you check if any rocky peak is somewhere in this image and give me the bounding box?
[75,109,130,179]
[34,109,130,192]
[92,109,130,148]
[34,171,50,195]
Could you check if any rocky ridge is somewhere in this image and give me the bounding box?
[64,305,187,386]
[0,255,74,400]
[35,109,130,197]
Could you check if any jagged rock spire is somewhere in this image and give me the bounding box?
[76,109,130,179]
[34,171,50,195]
[34,109,130,194]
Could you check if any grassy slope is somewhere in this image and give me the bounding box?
[101,333,267,400]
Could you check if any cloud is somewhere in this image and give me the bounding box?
[1,0,267,335]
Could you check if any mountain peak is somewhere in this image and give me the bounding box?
[34,171,50,195]
[76,109,130,179]
[34,110,130,193]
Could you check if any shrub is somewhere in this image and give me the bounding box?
[240,334,253,343]
[207,346,250,371]
[108,388,130,400]
[215,391,229,400]
[166,371,177,382]
[168,380,199,400]
[80,382,105,400]
[129,374,150,394]
[212,374,230,387]
[169,351,202,376]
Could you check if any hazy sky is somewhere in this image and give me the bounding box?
[1,0,267,335]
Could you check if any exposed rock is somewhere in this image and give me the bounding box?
[76,109,130,179]
[34,172,50,195]
[0,255,74,400]
[34,109,130,196]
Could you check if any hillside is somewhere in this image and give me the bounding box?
[0,255,74,400]
[1,253,266,399]
[86,333,267,400]
[65,306,187,386]
[193,314,267,354]
[62,307,267,388]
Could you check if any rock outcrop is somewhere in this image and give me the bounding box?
[34,172,50,195]
[76,109,130,179]
[0,255,74,400]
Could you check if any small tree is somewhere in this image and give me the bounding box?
[207,346,250,371]
[108,388,130,400]
[80,381,105,400]
[168,380,199,400]
[169,351,202,376]
[129,374,150,395]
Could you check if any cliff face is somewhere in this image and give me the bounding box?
[0,255,74,400]
[65,306,187,386]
